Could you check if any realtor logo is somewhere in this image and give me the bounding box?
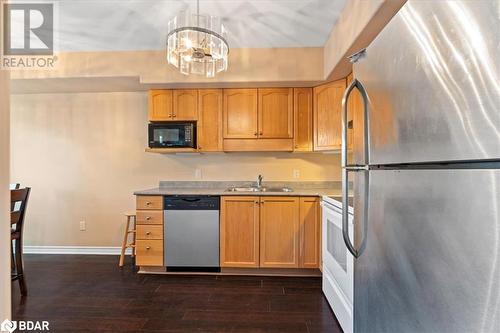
[3,2,53,55]
[0,319,16,333]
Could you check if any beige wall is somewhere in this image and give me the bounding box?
[10,92,340,247]
[323,0,406,80]
[0,70,11,318]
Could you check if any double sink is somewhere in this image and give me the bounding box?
[225,186,293,193]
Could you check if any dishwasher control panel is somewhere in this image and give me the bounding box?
[164,195,220,210]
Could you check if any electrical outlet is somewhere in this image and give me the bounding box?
[79,221,86,231]
[194,169,202,179]
[293,169,300,179]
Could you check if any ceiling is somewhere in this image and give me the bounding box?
[51,0,347,52]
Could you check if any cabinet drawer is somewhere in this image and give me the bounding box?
[136,196,163,210]
[136,210,163,225]
[136,225,163,240]
[136,240,163,266]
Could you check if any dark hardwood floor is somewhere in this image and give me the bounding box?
[12,254,342,333]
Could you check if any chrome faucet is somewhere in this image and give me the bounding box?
[256,174,263,188]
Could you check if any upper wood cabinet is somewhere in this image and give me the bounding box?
[293,88,313,151]
[149,90,173,121]
[223,89,258,139]
[313,79,346,151]
[299,197,320,269]
[259,196,300,268]
[198,89,223,152]
[148,89,198,121]
[220,196,260,268]
[173,89,198,120]
[258,88,293,139]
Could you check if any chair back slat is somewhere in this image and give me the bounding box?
[10,188,30,234]
[11,189,29,203]
[11,211,21,225]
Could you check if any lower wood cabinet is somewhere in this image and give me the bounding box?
[135,195,164,266]
[220,196,260,268]
[220,195,320,269]
[260,197,300,268]
[135,240,163,266]
[299,197,321,268]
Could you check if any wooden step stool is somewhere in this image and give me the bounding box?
[119,212,136,267]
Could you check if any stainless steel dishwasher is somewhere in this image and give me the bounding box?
[164,195,220,272]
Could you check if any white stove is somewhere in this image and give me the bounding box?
[321,195,354,333]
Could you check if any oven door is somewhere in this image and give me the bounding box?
[148,123,195,148]
[322,198,354,333]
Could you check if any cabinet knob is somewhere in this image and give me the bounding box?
[254,132,258,136]
[259,132,263,135]
[146,202,151,205]
[146,232,151,235]
[172,114,177,118]
[146,246,151,250]
[146,216,151,220]
[254,201,258,204]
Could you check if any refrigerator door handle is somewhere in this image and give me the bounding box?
[342,168,359,258]
[341,77,370,259]
[341,78,370,168]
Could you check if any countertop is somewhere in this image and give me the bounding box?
[134,181,348,197]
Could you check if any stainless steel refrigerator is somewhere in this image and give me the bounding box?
[341,1,500,332]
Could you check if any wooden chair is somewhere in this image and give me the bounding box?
[119,213,136,267]
[11,187,31,296]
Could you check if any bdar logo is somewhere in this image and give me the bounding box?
[3,3,54,55]
[0,319,17,333]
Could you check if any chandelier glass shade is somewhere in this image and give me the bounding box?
[166,4,229,78]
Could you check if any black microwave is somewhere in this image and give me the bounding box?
[148,122,196,148]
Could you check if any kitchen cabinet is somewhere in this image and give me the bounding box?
[148,89,198,121]
[148,90,173,121]
[313,79,346,151]
[135,195,164,266]
[223,89,258,139]
[299,197,320,268]
[293,88,313,151]
[259,196,300,268]
[258,88,293,139]
[220,195,320,270]
[198,89,223,151]
[220,196,260,268]
[173,89,198,120]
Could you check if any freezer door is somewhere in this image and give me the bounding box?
[354,169,500,333]
[354,0,500,165]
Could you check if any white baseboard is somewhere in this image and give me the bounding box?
[23,246,132,255]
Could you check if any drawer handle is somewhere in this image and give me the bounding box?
[146,246,151,250]
[146,232,151,235]
[146,201,152,205]
[146,216,151,220]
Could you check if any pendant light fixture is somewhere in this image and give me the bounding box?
[166,0,229,78]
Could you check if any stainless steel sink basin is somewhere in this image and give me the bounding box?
[225,187,262,192]
[225,186,293,193]
[261,187,293,193]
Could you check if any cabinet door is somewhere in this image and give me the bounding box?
[299,197,320,268]
[258,88,293,139]
[198,89,223,151]
[220,196,260,268]
[313,79,346,150]
[149,90,173,121]
[173,89,198,120]
[293,88,313,151]
[260,196,300,268]
[223,89,258,139]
